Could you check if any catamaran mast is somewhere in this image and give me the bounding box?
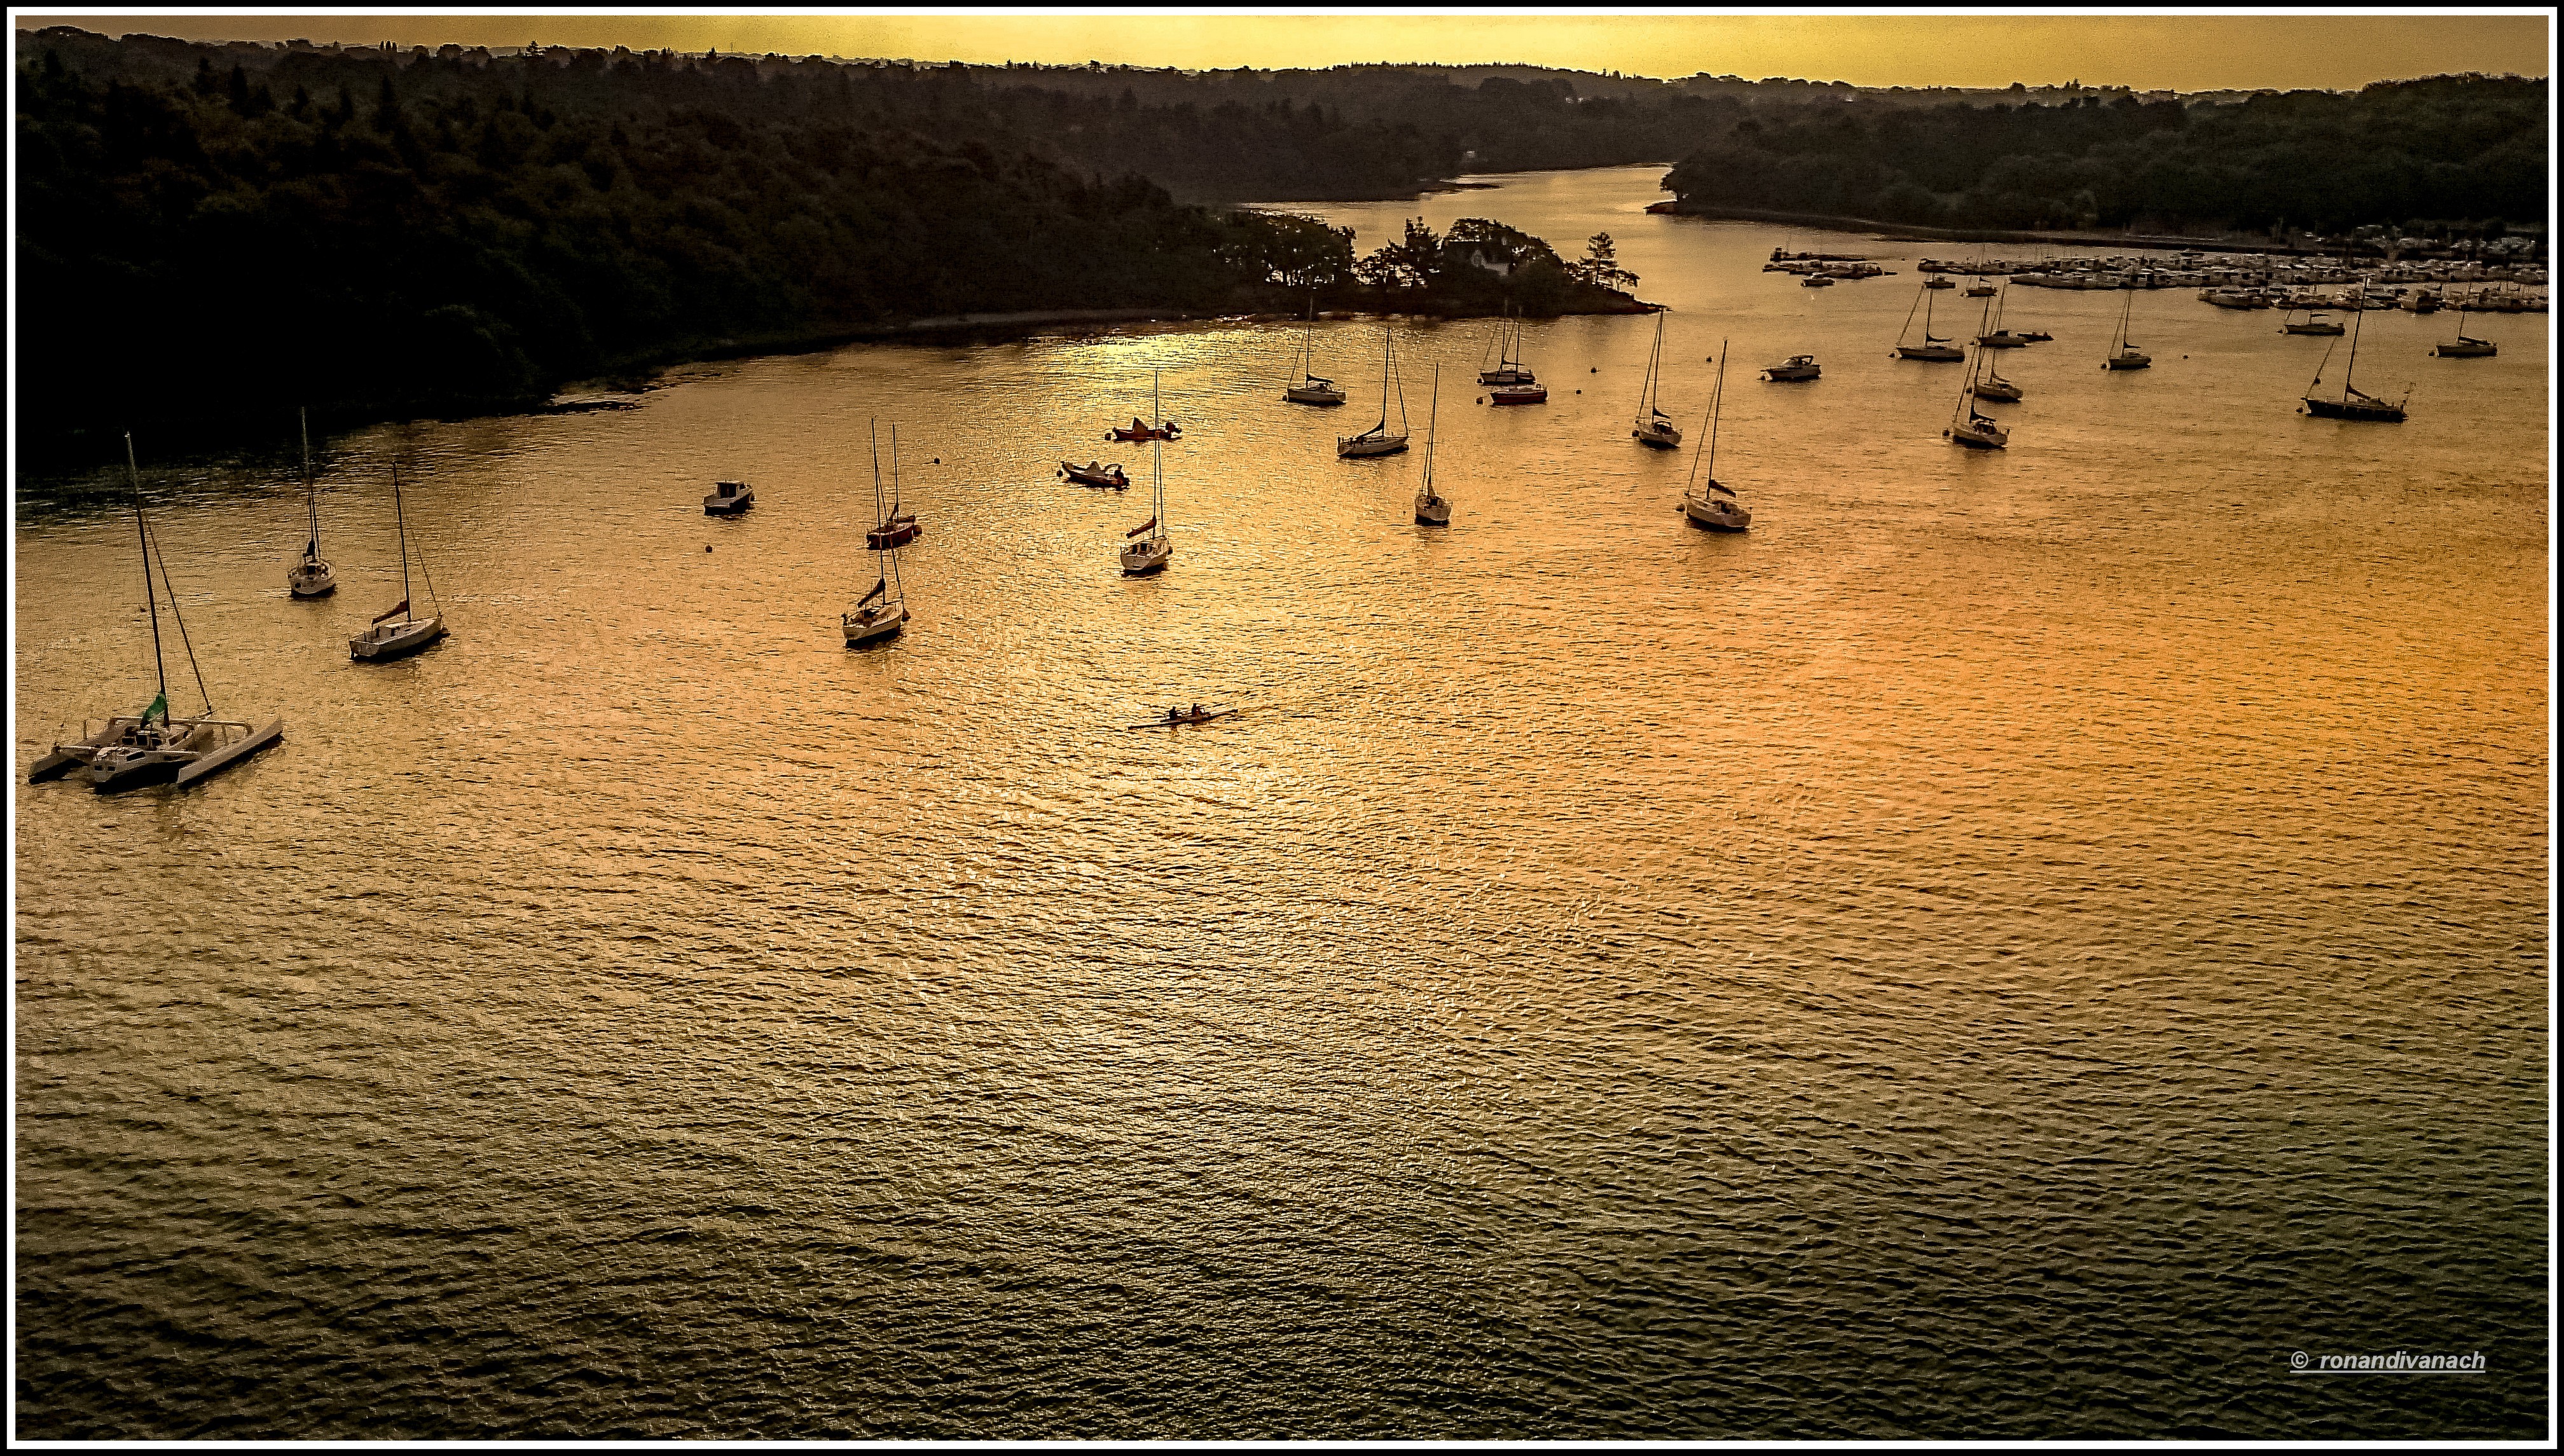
[127,434,169,713]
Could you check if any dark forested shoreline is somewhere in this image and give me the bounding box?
[12,27,2543,464]
[13,29,1646,464]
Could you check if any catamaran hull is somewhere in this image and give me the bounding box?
[28,718,139,782]
[350,617,447,663]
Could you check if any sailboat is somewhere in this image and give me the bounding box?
[1283,293,1347,404]
[29,434,284,792]
[1969,296,2022,402]
[2282,308,2345,336]
[348,462,448,662]
[866,426,921,548]
[1414,367,1451,526]
[1894,283,1964,361]
[1487,312,1547,404]
[1679,341,1750,531]
[1976,284,2033,348]
[1120,371,1176,574]
[1945,341,2011,449]
[1630,308,1682,448]
[286,407,335,597]
[2102,288,2151,370]
[843,420,912,645]
[1337,330,1411,457]
[2434,306,2498,358]
[1478,305,1534,385]
[2300,308,2409,422]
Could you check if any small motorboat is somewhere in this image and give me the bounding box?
[1800,274,1835,288]
[2016,328,2053,342]
[1060,460,1130,490]
[866,512,921,549]
[1977,330,2032,348]
[703,479,753,515]
[1964,282,1997,298]
[1107,416,1180,443]
[1761,355,1821,381]
[1924,276,1955,290]
[1126,704,1237,729]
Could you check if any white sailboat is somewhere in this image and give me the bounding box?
[1478,305,1534,385]
[843,420,912,645]
[1120,370,1176,574]
[1945,341,2011,449]
[1337,330,1411,457]
[1976,284,2034,348]
[348,463,448,661]
[30,434,284,792]
[2434,306,2498,358]
[1680,341,1750,531]
[2103,289,2151,370]
[1968,294,2023,402]
[1283,294,1347,404]
[286,407,335,597]
[1894,282,1965,361]
[1630,308,1682,448]
[1414,366,1451,526]
[1486,312,1547,404]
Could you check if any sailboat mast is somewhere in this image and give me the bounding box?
[2343,306,2363,396]
[300,406,319,551]
[127,434,170,711]
[869,419,887,591]
[1152,369,1165,539]
[391,463,413,610]
[1704,341,1727,482]
[1423,366,1440,493]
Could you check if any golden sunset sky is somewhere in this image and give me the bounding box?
[18,11,2552,91]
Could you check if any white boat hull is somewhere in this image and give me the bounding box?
[1414,491,1451,526]
[1682,491,1750,531]
[2104,352,2152,370]
[1337,434,1409,458]
[1120,537,1173,575]
[350,615,446,662]
[1897,346,1965,362]
[1285,383,1347,405]
[842,603,909,646]
[1947,423,2009,449]
[1632,422,1683,449]
[1761,364,1821,381]
[287,560,336,597]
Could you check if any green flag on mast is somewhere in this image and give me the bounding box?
[141,692,167,725]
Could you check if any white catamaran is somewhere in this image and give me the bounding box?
[1121,371,1176,574]
[286,406,335,597]
[1631,308,1682,449]
[843,420,912,645]
[348,463,448,662]
[30,434,284,792]
[1415,366,1451,526]
[1680,342,1751,531]
[1338,330,1411,458]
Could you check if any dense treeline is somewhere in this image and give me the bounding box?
[1662,74,2547,234]
[14,29,1637,458]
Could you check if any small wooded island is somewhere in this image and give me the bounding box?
[15,29,1646,460]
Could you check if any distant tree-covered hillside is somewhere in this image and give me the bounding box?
[13,29,1636,458]
[1660,74,2547,233]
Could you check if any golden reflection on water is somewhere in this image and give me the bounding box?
[13,165,2549,1439]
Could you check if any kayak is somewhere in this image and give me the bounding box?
[1124,705,1237,729]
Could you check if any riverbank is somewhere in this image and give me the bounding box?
[19,290,1653,474]
[1644,200,2336,257]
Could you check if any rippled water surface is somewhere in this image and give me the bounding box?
[15,166,2549,1438]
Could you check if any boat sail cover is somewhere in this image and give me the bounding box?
[372,598,410,624]
[1705,481,1736,498]
[1126,518,1157,539]
[857,578,886,608]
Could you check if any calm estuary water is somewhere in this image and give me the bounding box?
[13,165,2549,1438]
